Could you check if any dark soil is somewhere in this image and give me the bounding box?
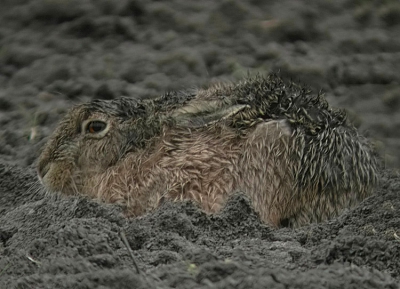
[0,0,399,288]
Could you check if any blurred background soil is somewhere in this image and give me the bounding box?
[0,0,400,288]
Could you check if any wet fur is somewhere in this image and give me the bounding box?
[37,75,378,227]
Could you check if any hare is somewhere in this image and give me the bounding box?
[37,74,378,227]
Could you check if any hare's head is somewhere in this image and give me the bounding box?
[37,89,252,196]
[37,97,160,195]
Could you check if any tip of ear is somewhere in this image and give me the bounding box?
[173,103,249,128]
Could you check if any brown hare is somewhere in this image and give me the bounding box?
[37,74,378,227]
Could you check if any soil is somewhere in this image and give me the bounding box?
[0,0,399,288]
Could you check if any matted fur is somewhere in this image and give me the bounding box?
[37,74,378,227]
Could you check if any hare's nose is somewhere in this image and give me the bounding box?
[37,161,50,181]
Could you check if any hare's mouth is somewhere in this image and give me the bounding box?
[37,161,77,195]
[37,161,50,182]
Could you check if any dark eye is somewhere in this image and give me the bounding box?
[86,121,107,134]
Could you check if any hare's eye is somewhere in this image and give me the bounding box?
[86,121,107,134]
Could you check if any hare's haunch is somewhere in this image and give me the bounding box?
[37,75,378,227]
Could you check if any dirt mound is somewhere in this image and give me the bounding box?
[0,165,399,288]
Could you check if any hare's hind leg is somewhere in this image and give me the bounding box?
[236,119,297,227]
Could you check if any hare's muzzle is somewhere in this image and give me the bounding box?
[37,160,50,182]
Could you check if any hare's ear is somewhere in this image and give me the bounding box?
[172,100,249,128]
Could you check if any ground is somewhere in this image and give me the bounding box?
[0,0,399,288]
